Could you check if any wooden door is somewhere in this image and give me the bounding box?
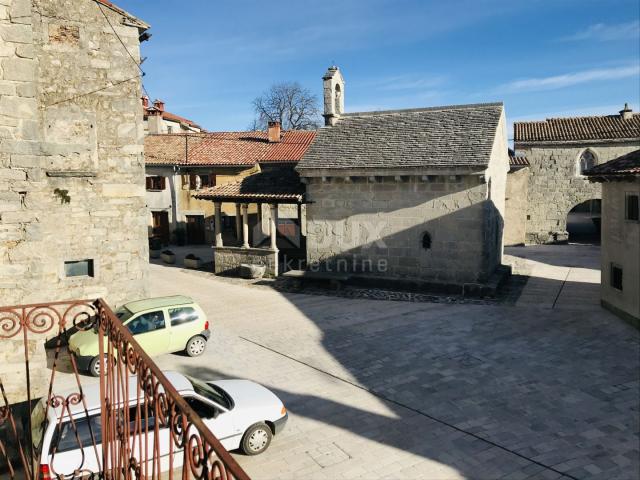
[186,215,205,244]
[152,211,170,245]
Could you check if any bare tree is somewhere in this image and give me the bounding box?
[252,82,321,130]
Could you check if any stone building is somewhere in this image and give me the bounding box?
[145,123,315,246]
[0,0,149,401]
[513,105,640,244]
[585,150,640,327]
[143,96,203,134]
[296,67,509,292]
[504,152,530,246]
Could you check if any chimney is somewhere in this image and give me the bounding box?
[268,121,281,143]
[153,99,165,113]
[141,95,149,109]
[147,109,165,134]
[619,103,633,120]
[322,65,345,127]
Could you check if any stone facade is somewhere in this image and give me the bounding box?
[518,142,639,243]
[213,246,277,277]
[0,0,149,402]
[504,166,529,246]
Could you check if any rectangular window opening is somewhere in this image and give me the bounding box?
[626,193,639,221]
[146,176,166,191]
[610,263,623,291]
[65,259,94,278]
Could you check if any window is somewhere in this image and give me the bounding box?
[167,125,173,134]
[64,259,94,278]
[626,193,639,221]
[422,232,432,250]
[169,306,199,326]
[186,375,232,410]
[610,264,623,291]
[146,176,166,191]
[578,150,597,176]
[51,415,102,453]
[184,397,219,419]
[126,310,166,335]
[199,174,216,188]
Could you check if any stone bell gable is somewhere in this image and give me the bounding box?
[513,105,640,244]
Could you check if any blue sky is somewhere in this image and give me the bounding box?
[117,0,640,135]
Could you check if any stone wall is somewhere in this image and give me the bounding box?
[305,174,503,286]
[504,167,529,245]
[213,246,277,277]
[0,0,149,402]
[600,179,640,325]
[516,141,639,243]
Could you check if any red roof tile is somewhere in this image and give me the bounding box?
[514,112,640,143]
[144,108,202,130]
[145,130,316,167]
[509,154,529,167]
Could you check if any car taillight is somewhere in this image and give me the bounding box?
[204,321,209,330]
[40,464,51,480]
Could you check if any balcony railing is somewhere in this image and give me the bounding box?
[0,299,250,480]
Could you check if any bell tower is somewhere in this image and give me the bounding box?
[322,66,345,126]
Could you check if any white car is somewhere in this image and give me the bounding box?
[31,371,288,478]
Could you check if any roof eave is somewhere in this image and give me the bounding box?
[94,0,150,30]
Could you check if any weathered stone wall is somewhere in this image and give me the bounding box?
[213,246,277,277]
[517,141,639,243]
[504,167,529,245]
[600,179,640,325]
[305,174,502,285]
[0,0,149,402]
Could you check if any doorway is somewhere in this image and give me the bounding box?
[567,199,601,245]
[186,215,206,244]
[151,211,170,245]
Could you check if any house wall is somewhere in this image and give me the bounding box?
[0,0,148,402]
[305,174,496,286]
[516,141,639,243]
[504,168,530,245]
[600,179,640,325]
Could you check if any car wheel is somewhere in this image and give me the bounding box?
[88,355,103,377]
[241,423,272,455]
[185,336,207,357]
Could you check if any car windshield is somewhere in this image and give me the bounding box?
[31,400,47,454]
[115,308,133,322]
[185,375,232,410]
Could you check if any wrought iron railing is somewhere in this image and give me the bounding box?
[0,299,250,480]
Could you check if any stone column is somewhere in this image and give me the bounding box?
[241,204,249,248]
[269,204,278,251]
[214,202,223,247]
[235,203,242,242]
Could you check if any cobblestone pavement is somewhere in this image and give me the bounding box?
[147,245,638,480]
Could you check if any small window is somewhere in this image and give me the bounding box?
[169,306,199,327]
[126,310,166,335]
[578,150,597,175]
[167,125,173,134]
[146,176,166,191]
[626,193,639,221]
[610,264,623,291]
[422,232,432,250]
[199,174,216,188]
[65,259,94,278]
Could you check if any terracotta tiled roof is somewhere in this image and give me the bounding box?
[144,108,203,130]
[514,113,640,143]
[194,167,305,203]
[584,149,640,178]
[509,154,529,167]
[145,131,316,167]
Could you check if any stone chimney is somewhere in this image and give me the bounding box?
[268,121,281,143]
[141,95,149,108]
[323,66,345,127]
[153,99,165,113]
[619,103,633,120]
[147,108,165,134]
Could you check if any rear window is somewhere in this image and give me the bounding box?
[31,401,47,454]
[169,306,199,327]
[51,415,102,453]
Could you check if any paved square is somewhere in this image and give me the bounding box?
[148,245,639,480]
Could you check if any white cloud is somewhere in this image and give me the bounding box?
[561,20,640,42]
[499,65,640,93]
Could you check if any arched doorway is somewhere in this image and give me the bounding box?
[567,199,601,244]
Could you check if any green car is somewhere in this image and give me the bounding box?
[69,295,210,376]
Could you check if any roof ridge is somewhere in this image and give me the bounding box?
[515,112,639,125]
[342,102,503,118]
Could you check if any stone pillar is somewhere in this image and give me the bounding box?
[214,202,223,247]
[235,203,242,242]
[241,204,249,248]
[269,204,278,251]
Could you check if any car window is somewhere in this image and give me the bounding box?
[115,308,133,322]
[169,306,199,327]
[184,396,219,419]
[51,415,102,454]
[126,310,165,335]
[185,375,232,410]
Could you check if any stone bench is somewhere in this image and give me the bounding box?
[281,270,351,290]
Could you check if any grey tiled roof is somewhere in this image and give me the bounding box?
[584,149,640,178]
[297,102,503,170]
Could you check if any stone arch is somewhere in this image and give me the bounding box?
[334,84,342,114]
[576,148,597,176]
[566,198,601,244]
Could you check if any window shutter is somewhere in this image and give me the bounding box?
[211,174,217,187]
[146,177,152,190]
[160,176,166,190]
[190,174,197,190]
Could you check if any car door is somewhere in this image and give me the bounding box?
[124,309,171,356]
[184,395,241,451]
[167,306,201,352]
